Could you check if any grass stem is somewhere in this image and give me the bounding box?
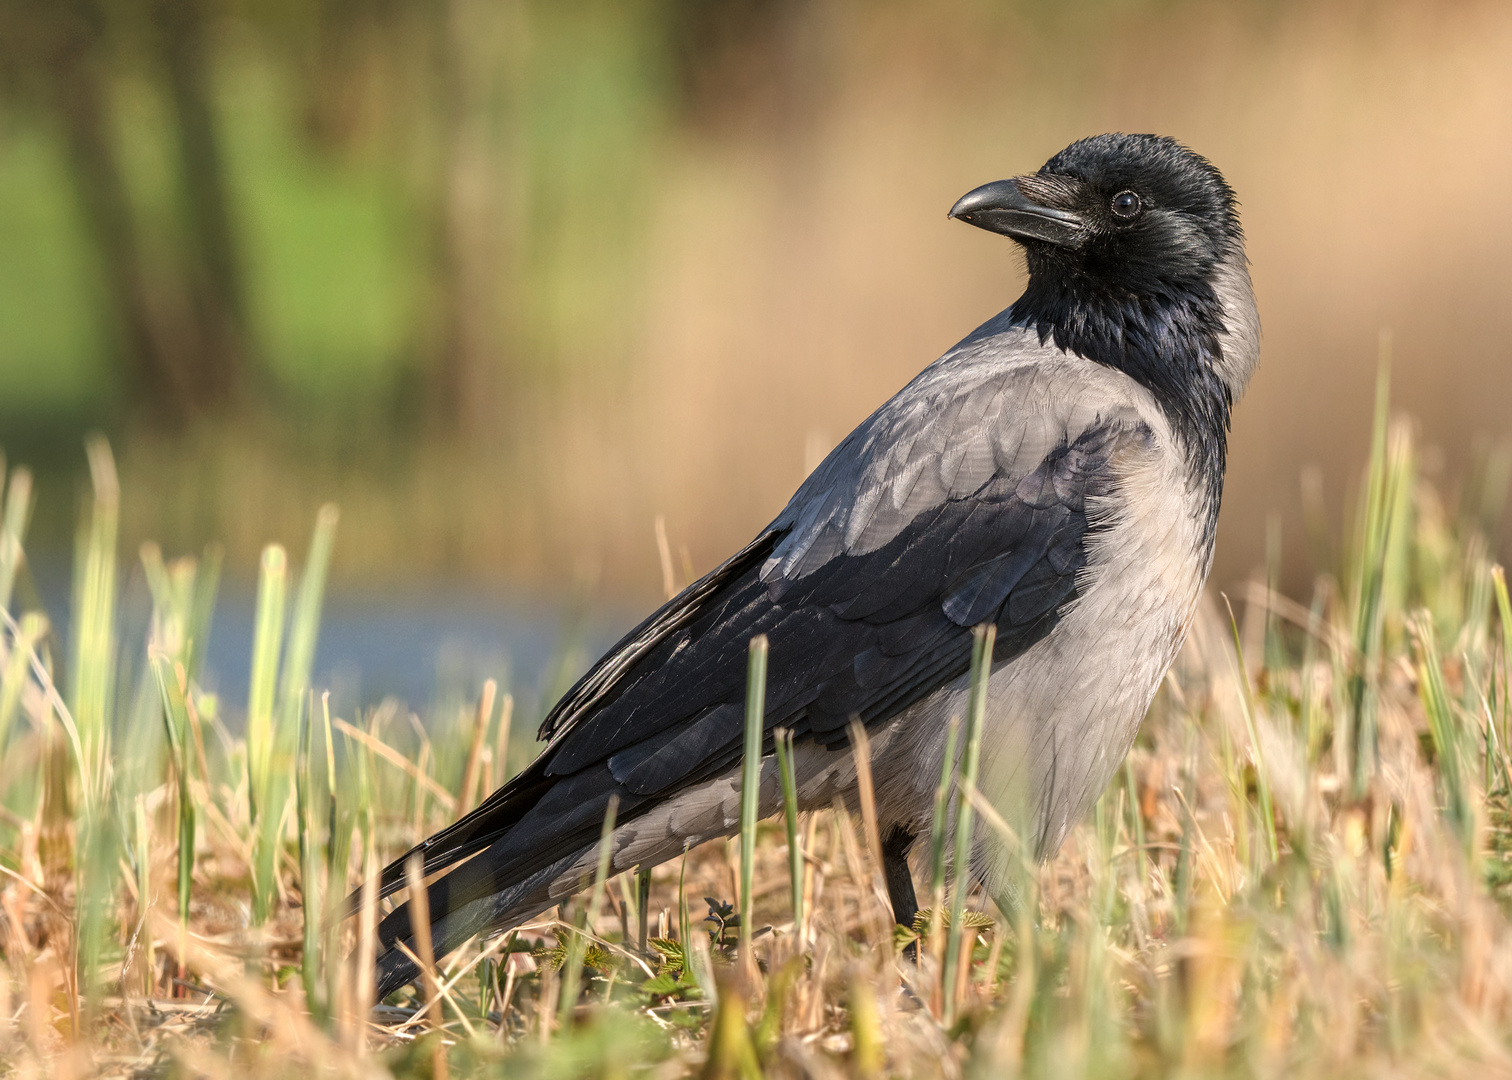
[944,623,994,1024]
[559,794,620,1026]
[773,727,804,937]
[739,635,768,975]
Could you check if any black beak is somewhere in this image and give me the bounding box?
[949,178,1087,249]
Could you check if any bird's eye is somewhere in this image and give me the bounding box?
[1111,191,1142,218]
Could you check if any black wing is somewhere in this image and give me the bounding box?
[366,402,1152,957]
[356,527,783,907]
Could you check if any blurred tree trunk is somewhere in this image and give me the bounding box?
[32,0,250,423]
[153,0,248,411]
[428,0,516,441]
[46,0,198,421]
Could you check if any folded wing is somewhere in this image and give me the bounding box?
[362,349,1154,971]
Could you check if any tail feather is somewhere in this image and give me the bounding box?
[372,845,590,1001]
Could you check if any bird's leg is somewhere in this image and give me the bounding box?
[636,867,652,952]
[881,825,920,956]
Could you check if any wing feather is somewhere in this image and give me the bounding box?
[364,339,1157,962]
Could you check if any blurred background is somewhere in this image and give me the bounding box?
[2,0,1511,710]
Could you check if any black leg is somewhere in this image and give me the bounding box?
[881,825,919,955]
[636,866,652,951]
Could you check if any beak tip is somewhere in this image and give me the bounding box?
[948,180,1019,227]
[947,177,1085,247]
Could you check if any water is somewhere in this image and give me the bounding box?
[25,560,632,732]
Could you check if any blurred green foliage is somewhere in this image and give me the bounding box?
[5,0,1507,594]
[0,117,110,411]
[0,0,687,430]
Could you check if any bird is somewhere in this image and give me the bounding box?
[358,132,1259,999]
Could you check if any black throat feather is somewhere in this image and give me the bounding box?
[1008,272,1233,527]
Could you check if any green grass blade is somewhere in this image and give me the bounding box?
[739,634,768,964]
[1492,566,1512,778]
[1300,578,1328,766]
[1346,346,1415,797]
[70,437,119,1015]
[1347,349,1393,795]
[0,465,33,613]
[247,543,288,924]
[297,690,323,1019]
[929,714,962,902]
[1493,566,1512,685]
[150,655,196,930]
[322,692,343,891]
[1411,611,1474,854]
[184,543,223,684]
[559,794,619,1026]
[260,506,338,937]
[944,623,995,1024]
[280,506,339,727]
[71,435,118,805]
[0,612,46,757]
[773,726,803,935]
[1224,598,1279,867]
[247,544,288,821]
[321,695,350,1015]
[131,794,153,994]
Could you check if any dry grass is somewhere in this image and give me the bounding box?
[6,377,1512,1077]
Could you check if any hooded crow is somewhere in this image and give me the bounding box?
[360,132,1259,998]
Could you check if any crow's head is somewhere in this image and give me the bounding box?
[950,133,1242,301]
[951,134,1257,503]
